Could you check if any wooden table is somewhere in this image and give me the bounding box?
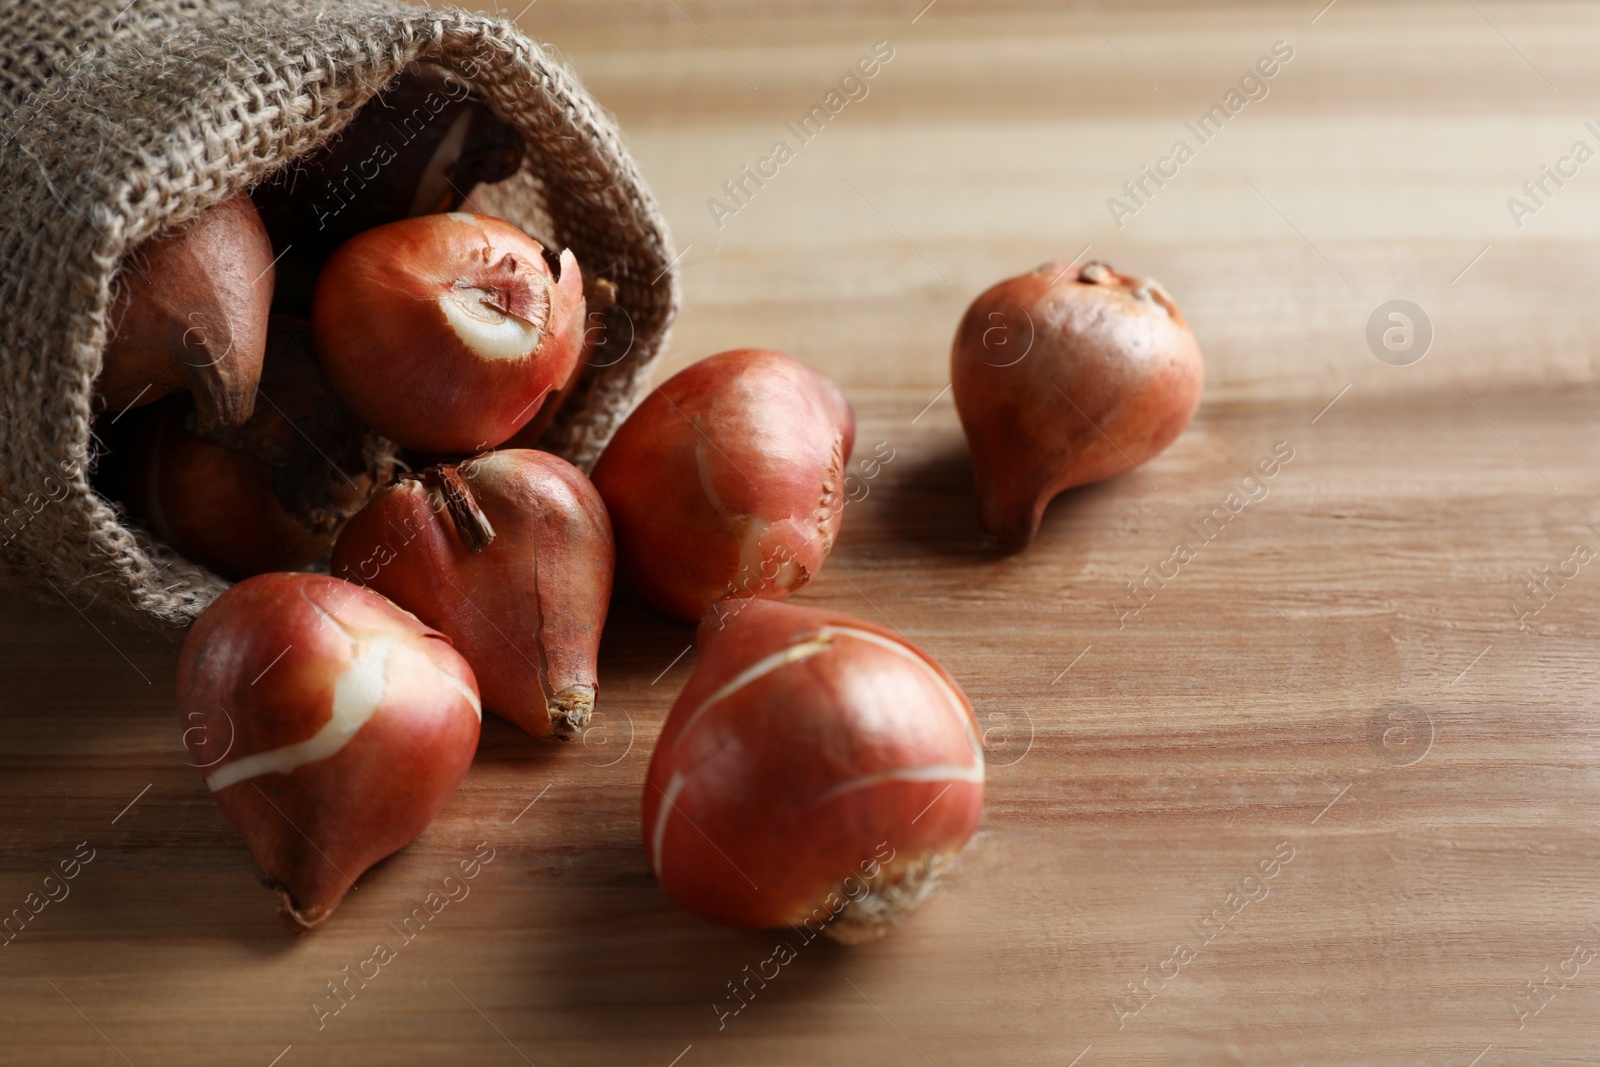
[5,1,1599,1063]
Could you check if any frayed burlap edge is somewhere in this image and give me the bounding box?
[0,0,676,627]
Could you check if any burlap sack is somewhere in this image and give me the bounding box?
[0,0,677,626]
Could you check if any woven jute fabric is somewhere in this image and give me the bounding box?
[0,0,677,626]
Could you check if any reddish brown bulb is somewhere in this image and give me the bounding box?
[952,260,1204,547]
[114,318,394,578]
[97,195,274,432]
[178,573,481,930]
[643,600,984,942]
[312,213,586,455]
[330,449,614,741]
[590,349,855,622]
[116,398,331,578]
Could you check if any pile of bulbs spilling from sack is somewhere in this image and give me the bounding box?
[92,63,1204,939]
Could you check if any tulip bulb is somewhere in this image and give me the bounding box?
[178,573,482,930]
[115,317,395,578]
[312,213,586,455]
[591,348,855,622]
[643,600,984,942]
[116,398,333,578]
[330,449,614,740]
[952,260,1204,547]
[97,195,274,432]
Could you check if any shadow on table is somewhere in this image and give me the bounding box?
[879,438,1115,568]
[536,857,866,1048]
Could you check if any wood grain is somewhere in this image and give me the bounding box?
[5,2,1600,1063]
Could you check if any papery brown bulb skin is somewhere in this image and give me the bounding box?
[202,316,396,538]
[177,573,481,931]
[329,450,614,741]
[312,213,585,455]
[98,195,274,432]
[590,349,855,622]
[498,275,618,449]
[952,260,1204,548]
[118,398,331,578]
[643,600,984,942]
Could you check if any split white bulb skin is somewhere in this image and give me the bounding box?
[177,573,482,931]
[439,281,543,362]
[311,213,586,456]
